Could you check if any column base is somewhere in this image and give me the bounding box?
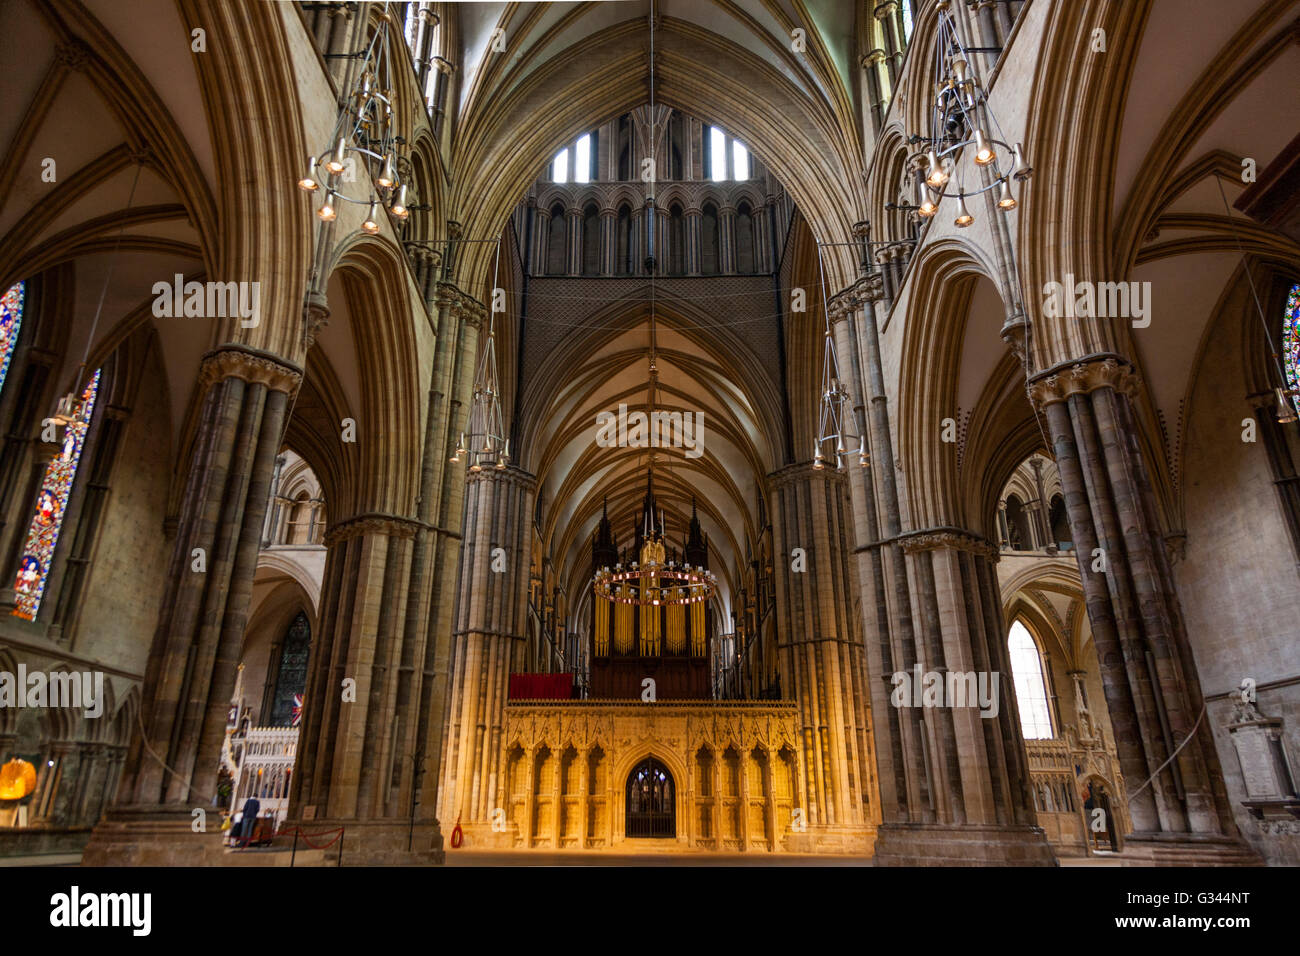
[780,823,877,855]
[872,822,1057,866]
[277,817,446,866]
[83,808,446,866]
[82,805,218,866]
[1119,832,1263,866]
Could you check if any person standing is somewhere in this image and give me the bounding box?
[239,795,261,846]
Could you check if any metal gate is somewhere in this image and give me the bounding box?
[625,758,674,838]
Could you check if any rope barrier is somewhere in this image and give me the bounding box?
[1126,702,1208,799]
[231,824,346,851]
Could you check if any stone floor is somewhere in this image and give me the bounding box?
[445,849,873,866]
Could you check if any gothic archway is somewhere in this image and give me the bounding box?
[625,757,674,838]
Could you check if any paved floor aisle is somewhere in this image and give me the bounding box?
[445,850,873,866]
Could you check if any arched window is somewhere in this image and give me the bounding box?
[551,148,569,183]
[617,115,632,181]
[732,141,750,181]
[582,203,600,276]
[709,127,727,181]
[269,610,311,727]
[1049,494,1071,550]
[1004,494,1031,550]
[616,204,632,275]
[13,369,101,620]
[1283,283,1300,414]
[1008,620,1053,739]
[0,281,23,397]
[288,493,311,544]
[701,203,719,275]
[669,112,684,180]
[573,135,591,184]
[546,203,567,274]
[668,204,684,276]
[735,202,755,274]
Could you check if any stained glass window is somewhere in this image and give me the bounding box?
[0,281,23,397]
[269,611,311,727]
[12,368,101,621]
[1009,620,1053,739]
[1284,283,1300,414]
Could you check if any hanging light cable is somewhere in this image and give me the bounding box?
[297,2,407,232]
[53,163,143,427]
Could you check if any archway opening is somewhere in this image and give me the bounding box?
[626,757,674,838]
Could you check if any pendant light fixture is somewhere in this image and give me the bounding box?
[51,163,143,431]
[907,2,1032,231]
[445,237,509,470]
[297,6,407,234]
[813,242,869,470]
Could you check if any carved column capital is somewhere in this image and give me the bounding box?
[199,345,302,395]
[466,464,537,493]
[303,291,330,352]
[459,296,488,331]
[899,528,1000,561]
[828,274,886,321]
[767,461,848,490]
[1026,354,1141,409]
[323,512,428,547]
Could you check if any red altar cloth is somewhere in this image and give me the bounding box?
[508,673,574,700]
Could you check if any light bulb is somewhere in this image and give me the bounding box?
[378,153,396,188]
[1277,387,1298,424]
[1012,142,1034,182]
[298,157,319,191]
[954,193,974,228]
[973,129,995,167]
[925,150,948,188]
[390,184,409,219]
[326,137,348,174]
[362,200,381,234]
[997,178,1017,210]
[317,191,338,221]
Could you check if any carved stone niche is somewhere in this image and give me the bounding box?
[1226,698,1300,829]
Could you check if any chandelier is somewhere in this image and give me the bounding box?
[593,517,717,609]
[814,244,869,471]
[451,239,509,470]
[296,4,409,231]
[910,0,1032,229]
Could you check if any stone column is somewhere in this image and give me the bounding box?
[768,461,876,851]
[599,208,616,276]
[1029,355,1256,864]
[412,288,485,842]
[523,745,537,848]
[438,466,537,846]
[286,512,428,860]
[762,749,777,850]
[578,747,590,848]
[82,346,299,866]
[875,0,902,85]
[829,276,1053,865]
[567,207,582,276]
[738,746,752,849]
[534,208,551,274]
[261,453,286,547]
[719,205,737,275]
[685,206,702,276]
